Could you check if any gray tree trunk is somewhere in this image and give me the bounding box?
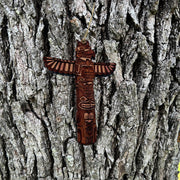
[0,0,179,179]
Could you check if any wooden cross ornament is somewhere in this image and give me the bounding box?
[43,40,116,145]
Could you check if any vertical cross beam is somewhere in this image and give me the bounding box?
[43,41,116,145]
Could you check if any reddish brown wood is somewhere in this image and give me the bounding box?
[178,132,180,142]
[43,40,116,145]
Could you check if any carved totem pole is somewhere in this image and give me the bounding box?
[43,40,116,145]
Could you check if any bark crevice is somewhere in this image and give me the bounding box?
[107,136,120,179]
[31,151,38,180]
[1,14,12,82]
[27,100,55,178]
[80,145,87,179]
[104,0,112,39]
[32,0,43,43]
[0,136,10,180]
[97,79,104,139]
[42,17,50,56]
[4,103,26,159]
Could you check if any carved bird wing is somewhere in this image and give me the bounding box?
[94,62,116,76]
[43,57,75,75]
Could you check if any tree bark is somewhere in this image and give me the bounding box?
[0,0,179,179]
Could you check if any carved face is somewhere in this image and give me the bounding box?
[76,40,95,59]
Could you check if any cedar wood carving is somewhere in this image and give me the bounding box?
[43,41,116,145]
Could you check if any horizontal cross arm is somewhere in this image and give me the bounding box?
[94,62,116,76]
[43,57,75,75]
